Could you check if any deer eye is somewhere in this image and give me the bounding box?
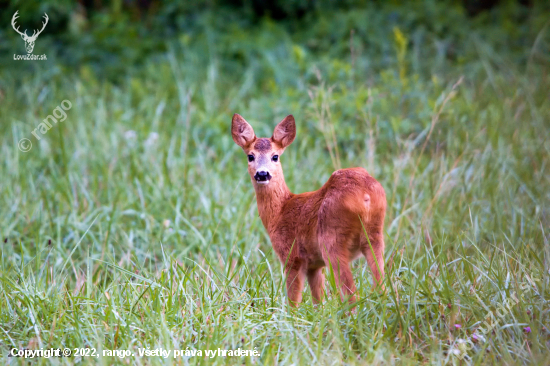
[247,155,255,162]
[272,155,279,162]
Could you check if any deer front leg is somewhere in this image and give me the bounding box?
[285,262,306,307]
[307,268,325,304]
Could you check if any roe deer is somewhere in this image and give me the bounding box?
[231,114,386,306]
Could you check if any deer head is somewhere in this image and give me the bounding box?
[232,114,296,188]
[11,11,49,54]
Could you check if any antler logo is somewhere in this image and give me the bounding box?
[11,11,49,54]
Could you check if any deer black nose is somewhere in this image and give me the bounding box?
[254,171,271,182]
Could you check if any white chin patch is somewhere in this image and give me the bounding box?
[256,180,270,185]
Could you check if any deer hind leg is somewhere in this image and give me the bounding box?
[328,255,356,303]
[306,268,325,304]
[361,231,385,291]
[317,192,360,303]
[285,261,306,307]
[319,240,357,303]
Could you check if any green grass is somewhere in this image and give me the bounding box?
[1,3,550,365]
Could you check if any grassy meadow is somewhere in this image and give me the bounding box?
[1,2,550,365]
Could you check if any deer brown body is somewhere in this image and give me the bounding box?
[232,114,386,305]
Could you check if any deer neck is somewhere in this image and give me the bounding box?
[254,174,292,231]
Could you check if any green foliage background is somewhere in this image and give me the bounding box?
[1,0,549,364]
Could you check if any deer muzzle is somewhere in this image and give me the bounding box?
[254,170,271,184]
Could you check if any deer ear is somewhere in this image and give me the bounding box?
[232,114,256,148]
[272,115,296,149]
